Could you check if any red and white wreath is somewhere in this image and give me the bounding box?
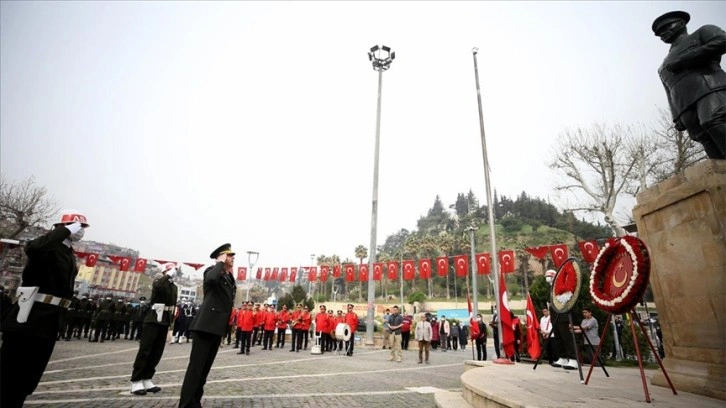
[589,236,650,314]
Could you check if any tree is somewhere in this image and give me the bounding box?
[549,124,637,236]
[649,107,705,184]
[354,245,368,302]
[0,175,58,238]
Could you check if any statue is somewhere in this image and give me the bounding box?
[653,11,726,159]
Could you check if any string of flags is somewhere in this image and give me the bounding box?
[72,252,206,272]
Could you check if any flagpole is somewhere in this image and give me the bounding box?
[472,47,503,356]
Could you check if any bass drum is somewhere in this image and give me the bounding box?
[335,323,352,342]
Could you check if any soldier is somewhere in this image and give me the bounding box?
[63,290,81,341]
[123,300,133,339]
[0,210,89,408]
[92,295,115,342]
[130,263,177,395]
[111,299,127,340]
[78,293,94,339]
[129,297,149,341]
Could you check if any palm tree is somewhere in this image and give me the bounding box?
[404,235,421,293]
[437,231,454,299]
[420,235,438,298]
[377,251,391,298]
[354,245,368,302]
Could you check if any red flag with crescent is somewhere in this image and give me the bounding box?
[86,253,98,267]
[403,260,415,280]
[280,267,288,281]
[333,265,341,278]
[499,274,516,358]
[264,268,271,280]
[435,257,449,277]
[119,257,131,272]
[524,246,550,260]
[108,255,123,264]
[308,266,317,282]
[256,267,262,279]
[359,264,369,281]
[134,258,148,272]
[272,267,279,280]
[526,293,541,359]
[549,244,569,268]
[290,267,297,282]
[498,250,516,273]
[373,263,383,281]
[320,266,329,282]
[419,259,432,279]
[344,264,355,282]
[183,262,205,271]
[237,267,247,280]
[153,259,177,267]
[453,255,468,277]
[578,240,600,263]
[475,253,491,275]
[386,262,398,280]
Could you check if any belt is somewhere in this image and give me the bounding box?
[34,293,72,309]
[164,306,175,311]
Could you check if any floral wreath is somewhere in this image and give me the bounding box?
[550,258,582,314]
[589,236,650,314]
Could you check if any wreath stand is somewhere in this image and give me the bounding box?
[584,310,677,402]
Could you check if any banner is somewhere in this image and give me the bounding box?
[475,253,491,275]
[549,244,569,268]
[373,263,383,281]
[344,264,355,282]
[525,246,550,260]
[419,259,432,279]
[134,258,147,272]
[386,262,398,280]
[498,250,516,273]
[403,260,415,280]
[237,267,247,280]
[578,240,600,263]
[453,255,468,277]
[525,294,541,360]
[435,256,449,277]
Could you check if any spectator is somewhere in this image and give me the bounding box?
[414,314,432,364]
[450,322,460,351]
[400,312,413,350]
[439,316,450,352]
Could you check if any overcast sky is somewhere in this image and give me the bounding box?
[2,1,723,276]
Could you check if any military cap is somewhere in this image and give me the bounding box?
[210,243,235,259]
[652,11,690,35]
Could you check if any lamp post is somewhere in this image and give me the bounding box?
[366,44,395,345]
[309,254,315,299]
[245,251,259,302]
[466,225,479,317]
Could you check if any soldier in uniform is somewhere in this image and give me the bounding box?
[78,293,94,339]
[0,210,89,408]
[179,243,236,408]
[130,263,177,395]
[111,299,127,340]
[654,10,726,159]
[130,296,149,341]
[63,290,81,340]
[92,295,115,342]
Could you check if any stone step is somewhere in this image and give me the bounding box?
[434,390,472,408]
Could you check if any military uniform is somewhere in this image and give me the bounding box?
[64,292,81,340]
[93,297,115,342]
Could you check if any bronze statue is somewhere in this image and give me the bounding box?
[653,11,726,159]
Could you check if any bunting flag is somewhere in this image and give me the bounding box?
[373,263,383,281]
[320,266,329,282]
[183,262,205,270]
[525,294,541,360]
[308,266,317,282]
[153,259,177,267]
[435,256,449,277]
[272,267,279,280]
[498,250,516,273]
[86,253,98,267]
[468,292,480,339]
[280,267,288,282]
[525,246,550,260]
[549,244,569,268]
[256,267,262,280]
[475,253,491,275]
[578,240,600,263]
[108,255,123,264]
[133,258,147,272]
[333,265,341,278]
[264,268,271,281]
[386,262,398,280]
[453,255,468,277]
[419,259,432,279]
[119,257,131,272]
[359,264,369,281]
[344,264,355,282]
[403,260,415,280]
[499,273,516,358]
[290,268,297,282]
[237,267,247,281]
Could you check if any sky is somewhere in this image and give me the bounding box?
[2,1,724,277]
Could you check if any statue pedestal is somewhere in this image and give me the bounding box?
[633,159,726,400]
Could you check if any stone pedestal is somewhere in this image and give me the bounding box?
[632,159,726,400]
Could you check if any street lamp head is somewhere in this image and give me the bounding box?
[472,47,479,54]
[368,44,395,72]
[247,251,259,265]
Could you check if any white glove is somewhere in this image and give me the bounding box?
[65,222,83,234]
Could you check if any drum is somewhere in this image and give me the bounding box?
[335,323,351,341]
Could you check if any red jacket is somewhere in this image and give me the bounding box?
[264,310,277,331]
[300,311,312,330]
[291,310,303,329]
[315,312,329,333]
[236,309,254,331]
[331,316,345,334]
[345,312,359,333]
[228,308,238,326]
[276,310,290,329]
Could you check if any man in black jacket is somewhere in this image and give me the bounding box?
[0,210,89,408]
[179,243,236,408]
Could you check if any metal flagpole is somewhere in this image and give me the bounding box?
[472,47,503,357]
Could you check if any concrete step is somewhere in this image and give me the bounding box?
[434,390,472,408]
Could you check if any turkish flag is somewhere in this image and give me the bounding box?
[264,268,271,281]
[86,253,98,267]
[237,267,247,280]
[524,246,550,260]
[359,264,369,281]
[549,244,569,268]
[419,259,432,279]
[333,265,341,278]
[308,266,317,282]
[290,268,297,282]
[403,260,415,280]
[344,264,355,282]
[453,255,468,277]
[435,257,449,277]
[119,257,131,272]
[108,255,123,264]
[320,266,329,282]
[498,273,516,358]
[525,294,541,360]
[578,240,600,263]
[153,259,176,267]
[498,250,516,273]
[475,253,491,275]
[280,267,288,282]
[183,262,205,270]
[386,262,398,280]
[133,258,147,272]
[256,267,262,280]
[373,263,383,281]
[272,267,279,280]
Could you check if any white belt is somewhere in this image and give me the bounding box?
[33,293,71,308]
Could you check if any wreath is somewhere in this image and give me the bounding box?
[550,258,582,314]
[589,236,650,314]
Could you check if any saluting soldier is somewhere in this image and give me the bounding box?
[0,210,89,408]
[130,263,178,395]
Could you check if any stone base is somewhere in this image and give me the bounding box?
[652,358,726,401]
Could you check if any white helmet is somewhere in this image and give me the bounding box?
[55,209,90,227]
[545,269,556,284]
[163,263,176,272]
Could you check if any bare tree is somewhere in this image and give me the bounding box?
[548,124,636,236]
[0,174,58,238]
[651,107,705,182]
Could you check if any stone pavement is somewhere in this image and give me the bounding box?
[22,339,479,407]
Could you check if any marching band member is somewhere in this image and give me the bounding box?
[300,305,312,350]
[237,302,254,355]
[262,304,277,350]
[314,305,330,353]
[344,304,359,356]
[275,304,290,349]
[289,304,303,352]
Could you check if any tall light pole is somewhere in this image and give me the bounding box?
[309,254,315,299]
[466,225,479,317]
[366,44,395,345]
[245,251,259,302]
